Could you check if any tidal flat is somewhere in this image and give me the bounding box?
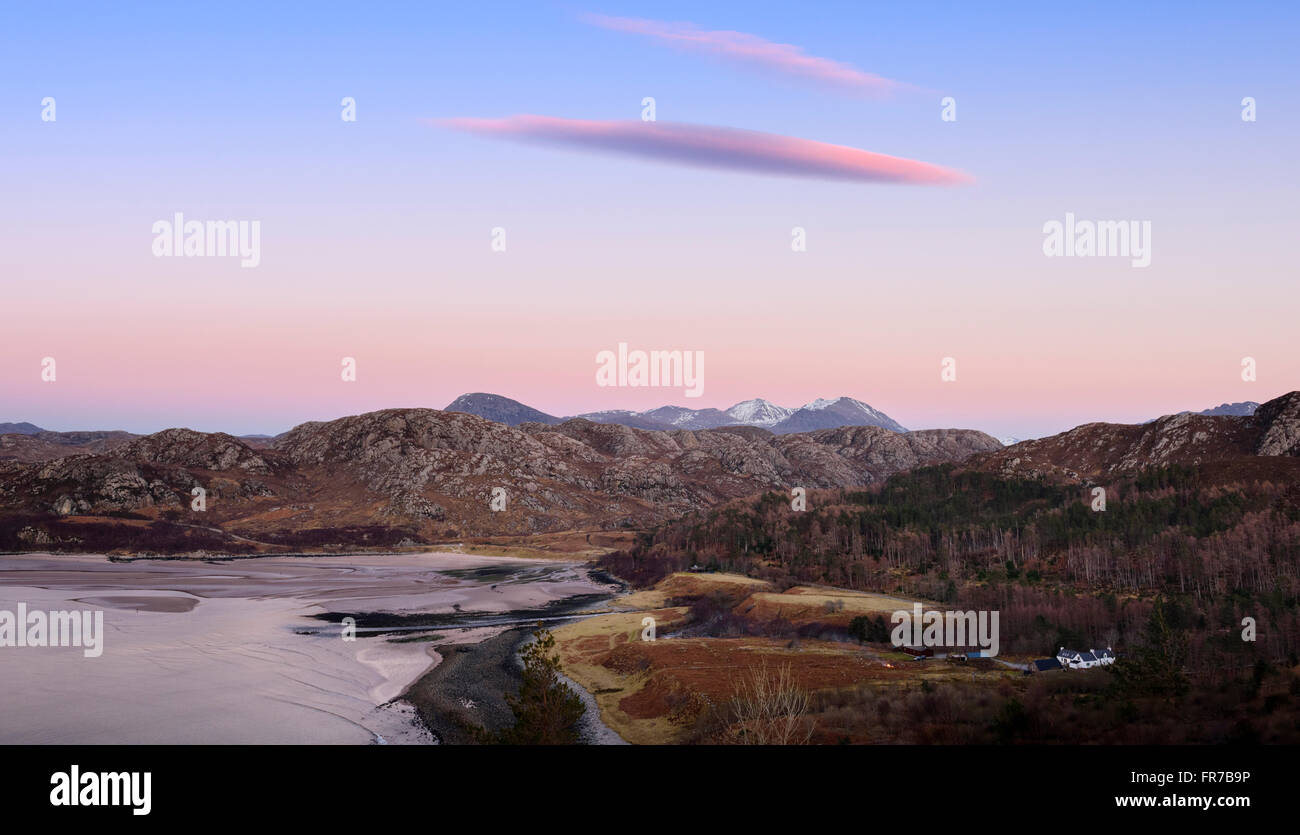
[0,551,614,744]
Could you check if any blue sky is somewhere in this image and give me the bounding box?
[2,2,1297,437]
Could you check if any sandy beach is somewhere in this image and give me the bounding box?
[0,551,615,744]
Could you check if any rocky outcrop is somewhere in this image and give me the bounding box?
[781,426,1003,481]
[0,455,196,516]
[1254,392,1300,457]
[118,429,272,473]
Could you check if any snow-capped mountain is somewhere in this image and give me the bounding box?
[641,405,735,429]
[802,398,838,411]
[724,399,793,427]
[769,397,908,434]
[571,409,674,431]
[451,394,908,434]
[580,396,906,433]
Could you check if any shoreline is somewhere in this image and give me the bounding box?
[396,604,632,745]
[399,625,631,745]
[0,529,634,563]
[401,627,532,744]
[0,547,581,563]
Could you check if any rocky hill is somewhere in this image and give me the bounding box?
[444,392,562,426]
[971,391,1300,483]
[0,430,138,463]
[0,407,999,553]
[0,422,44,435]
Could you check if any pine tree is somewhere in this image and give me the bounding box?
[496,626,586,745]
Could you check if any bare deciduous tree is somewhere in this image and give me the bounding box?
[725,663,815,745]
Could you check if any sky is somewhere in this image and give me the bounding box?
[2,1,1297,438]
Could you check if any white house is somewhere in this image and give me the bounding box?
[1057,647,1117,669]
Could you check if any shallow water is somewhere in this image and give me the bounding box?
[0,551,610,744]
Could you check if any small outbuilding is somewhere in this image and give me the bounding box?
[1057,646,1117,669]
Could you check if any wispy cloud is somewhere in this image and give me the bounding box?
[438,115,971,185]
[582,14,903,95]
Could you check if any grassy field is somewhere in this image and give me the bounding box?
[614,570,775,610]
[551,606,694,744]
[551,572,1014,744]
[735,586,937,626]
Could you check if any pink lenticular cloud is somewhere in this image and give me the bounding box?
[439,116,972,186]
[582,14,903,95]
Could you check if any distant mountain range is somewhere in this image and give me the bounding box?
[445,393,908,434]
[2,392,1297,554]
[1141,401,1260,425]
[0,398,1273,465]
